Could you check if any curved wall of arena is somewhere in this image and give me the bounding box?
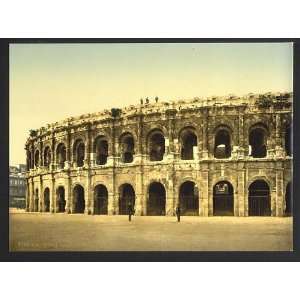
[25,93,293,217]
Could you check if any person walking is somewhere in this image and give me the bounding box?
[176,205,181,222]
[128,201,134,222]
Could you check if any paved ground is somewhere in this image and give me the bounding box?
[9,212,293,251]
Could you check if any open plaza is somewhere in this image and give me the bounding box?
[9,211,293,251]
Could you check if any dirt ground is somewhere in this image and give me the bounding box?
[9,212,293,251]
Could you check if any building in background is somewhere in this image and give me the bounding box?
[10,164,26,208]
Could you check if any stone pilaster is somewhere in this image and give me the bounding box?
[271,188,277,216]
[84,177,91,214]
[238,109,246,158]
[199,163,212,217]
[65,130,71,170]
[134,113,144,215]
[39,140,43,167]
[135,170,144,216]
[275,114,284,158]
[237,163,246,216]
[39,176,43,212]
[50,177,55,213]
[108,190,116,215]
[267,115,276,158]
[90,188,95,215]
[65,177,71,214]
[85,125,92,214]
[275,166,284,217]
[166,169,175,216]
[201,111,209,159]
[201,166,209,216]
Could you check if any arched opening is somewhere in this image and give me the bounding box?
[94,184,108,215]
[147,182,166,215]
[285,125,291,156]
[249,126,267,158]
[149,131,165,161]
[57,186,66,213]
[43,146,51,167]
[248,180,271,216]
[179,181,199,215]
[73,139,85,167]
[180,128,197,160]
[285,182,292,216]
[120,133,134,163]
[213,181,234,216]
[56,143,66,169]
[73,185,85,213]
[34,188,39,212]
[34,150,40,167]
[94,136,108,165]
[214,129,231,158]
[43,187,50,212]
[119,184,135,215]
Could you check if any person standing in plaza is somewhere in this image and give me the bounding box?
[176,204,181,222]
[128,201,134,222]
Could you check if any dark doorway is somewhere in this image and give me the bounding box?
[149,132,165,161]
[35,150,40,167]
[179,181,199,215]
[44,187,50,212]
[56,143,66,169]
[119,184,135,215]
[57,186,66,213]
[94,184,108,215]
[73,185,85,213]
[248,180,271,216]
[147,182,166,215]
[214,130,231,158]
[94,137,108,165]
[249,128,267,158]
[34,189,39,212]
[213,181,234,216]
[180,130,197,160]
[285,182,292,216]
[74,140,85,167]
[120,134,134,163]
[285,125,291,156]
[44,146,51,168]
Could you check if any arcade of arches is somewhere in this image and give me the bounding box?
[26,119,292,171]
[32,177,292,217]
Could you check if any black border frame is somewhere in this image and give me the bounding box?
[1,38,299,262]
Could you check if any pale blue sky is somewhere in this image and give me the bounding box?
[9,42,293,165]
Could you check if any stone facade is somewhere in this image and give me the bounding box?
[25,93,293,217]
